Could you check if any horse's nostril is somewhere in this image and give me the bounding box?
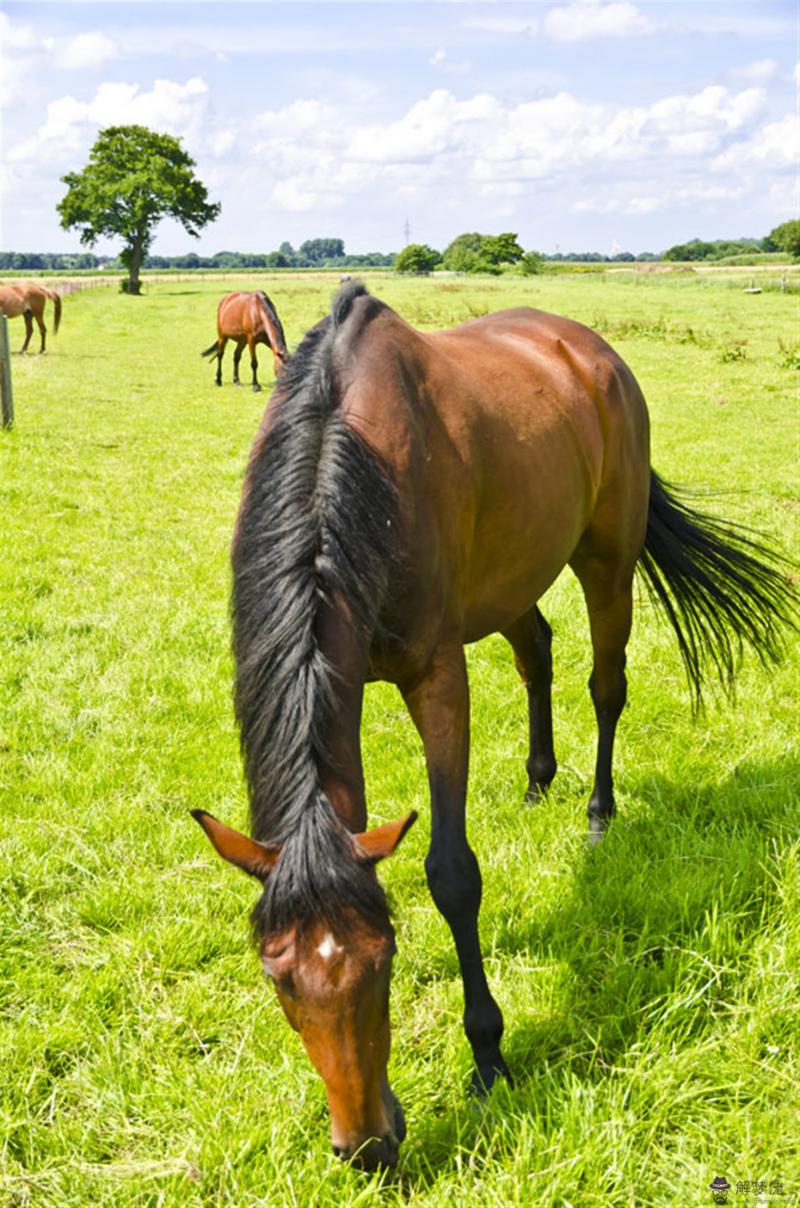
[332,1144,346,1160]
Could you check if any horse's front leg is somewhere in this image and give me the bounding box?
[402,641,510,1095]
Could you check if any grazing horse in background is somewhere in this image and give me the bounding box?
[193,282,796,1170]
[0,283,62,353]
[201,290,288,390]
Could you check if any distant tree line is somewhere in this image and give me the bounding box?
[396,233,543,275]
[395,221,800,275]
[0,242,395,272]
[662,223,800,262]
[4,220,797,275]
[395,232,654,275]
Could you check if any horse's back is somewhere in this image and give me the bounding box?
[339,298,650,652]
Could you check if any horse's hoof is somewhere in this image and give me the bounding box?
[470,1057,514,1099]
[587,818,607,847]
[252,384,262,393]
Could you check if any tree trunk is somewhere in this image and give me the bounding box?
[125,234,145,295]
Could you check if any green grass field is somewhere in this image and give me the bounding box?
[1,272,798,1207]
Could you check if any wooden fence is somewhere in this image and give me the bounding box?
[1,315,13,429]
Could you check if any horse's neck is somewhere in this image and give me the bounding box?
[315,595,369,833]
[259,305,284,353]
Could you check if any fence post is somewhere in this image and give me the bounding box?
[0,315,13,429]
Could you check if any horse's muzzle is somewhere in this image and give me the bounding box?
[332,1132,399,1170]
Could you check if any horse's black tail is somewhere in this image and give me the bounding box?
[200,341,218,358]
[51,291,62,335]
[637,471,798,707]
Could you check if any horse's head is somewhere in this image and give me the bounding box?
[192,810,416,1170]
[273,349,288,378]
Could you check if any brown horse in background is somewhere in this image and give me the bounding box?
[0,283,62,353]
[201,290,288,391]
[193,282,796,1170]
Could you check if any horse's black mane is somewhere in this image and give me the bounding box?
[233,281,399,939]
[257,290,288,355]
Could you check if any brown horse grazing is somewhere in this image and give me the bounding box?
[0,282,62,353]
[201,290,288,390]
[193,283,796,1169]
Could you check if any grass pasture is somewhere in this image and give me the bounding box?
[1,272,798,1207]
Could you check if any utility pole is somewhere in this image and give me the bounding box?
[403,218,411,247]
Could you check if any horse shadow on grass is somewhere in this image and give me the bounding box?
[395,753,799,1185]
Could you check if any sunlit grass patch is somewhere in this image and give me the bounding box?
[1,272,797,1206]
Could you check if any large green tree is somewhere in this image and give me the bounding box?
[766,220,800,261]
[441,231,525,274]
[394,243,440,274]
[57,125,220,294]
[298,237,345,264]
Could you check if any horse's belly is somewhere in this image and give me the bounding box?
[458,403,600,639]
[461,504,587,641]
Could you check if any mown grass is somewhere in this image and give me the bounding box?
[1,273,798,1207]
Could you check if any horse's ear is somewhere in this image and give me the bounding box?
[354,811,418,864]
[191,810,281,881]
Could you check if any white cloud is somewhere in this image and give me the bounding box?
[0,12,53,107]
[9,77,211,168]
[712,114,799,171]
[428,48,471,74]
[543,1,657,42]
[571,182,747,217]
[254,98,334,137]
[207,130,236,158]
[241,80,783,230]
[56,32,119,71]
[462,17,539,36]
[347,90,504,164]
[272,175,344,213]
[730,59,778,83]
[336,83,766,184]
[0,11,40,51]
[647,85,764,133]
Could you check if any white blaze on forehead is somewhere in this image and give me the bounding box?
[317,932,343,961]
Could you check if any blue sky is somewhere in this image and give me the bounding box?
[1,1,797,256]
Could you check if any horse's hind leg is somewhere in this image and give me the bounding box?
[570,550,634,840]
[216,337,227,386]
[502,606,556,802]
[247,335,261,392]
[35,312,47,353]
[20,313,33,354]
[232,339,245,385]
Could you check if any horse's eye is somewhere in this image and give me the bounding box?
[262,956,298,997]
